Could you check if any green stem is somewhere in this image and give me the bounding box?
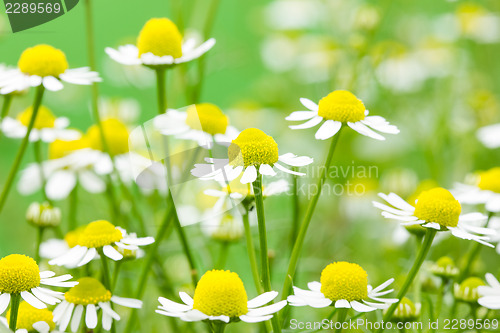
[215,241,229,269]
[98,248,112,290]
[242,208,263,293]
[68,184,78,231]
[281,128,343,301]
[0,94,13,140]
[9,293,21,331]
[377,229,437,333]
[290,169,300,250]
[35,227,45,263]
[458,212,494,282]
[252,173,281,333]
[214,322,226,333]
[33,140,52,204]
[111,261,122,290]
[413,234,423,306]
[0,85,45,215]
[335,308,349,333]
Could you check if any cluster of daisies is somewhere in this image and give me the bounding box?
[0,11,499,333]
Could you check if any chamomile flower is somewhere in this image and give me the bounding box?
[105,18,215,67]
[26,202,61,228]
[288,261,398,312]
[48,220,154,267]
[39,228,82,264]
[477,123,500,149]
[454,277,485,303]
[191,128,313,184]
[53,277,142,332]
[0,254,78,313]
[0,45,101,94]
[453,167,500,213]
[373,187,496,246]
[156,270,286,323]
[477,273,500,309]
[0,301,61,333]
[154,104,239,148]
[286,90,399,140]
[1,105,79,142]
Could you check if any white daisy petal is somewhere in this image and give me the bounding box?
[335,299,350,308]
[286,111,317,121]
[85,304,98,329]
[77,247,97,267]
[111,296,142,308]
[59,303,74,332]
[103,244,124,261]
[42,76,63,91]
[246,300,287,316]
[21,291,46,309]
[247,291,278,308]
[300,98,319,111]
[158,297,192,312]
[178,292,194,307]
[239,314,273,323]
[350,300,376,312]
[240,166,257,184]
[71,304,84,333]
[315,120,342,140]
[0,293,11,314]
[259,164,277,176]
[348,121,385,140]
[289,116,323,130]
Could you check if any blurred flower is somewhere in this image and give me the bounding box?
[54,277,142,332]
[201,211,244,243]
[0,301,60,333]
[26,202,61,228]
[39,228,84,266]
[454,167,500,213]
[0,44,100,94]
[0,254,77,313]
[105,18,215,67]
[98,97,140,125]
[154,104,239,148]
[455,3,500,43]
[49,220,154,267]
[156,269,286,323]
[191,128,313,184]
[430,256,459,279]
[1,105,79,142]
[454,277,485,303]
[387,297,421,323]
[288,261,398,312]
[477,273,500,309]
[286,90,399,140]
[374,187,496,246]
[477,123,500,149]
[264,0,324,31]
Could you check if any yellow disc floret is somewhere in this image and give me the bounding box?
[193,270,248,317]
[318,90,366,123]
[49,137,89,160]
[87,118,129,156]
[137,18,183,58]
[65,277,112,305]
[185,103,229,135]
[7,302,55,331]
[78,220,123,248]
[64,227,84,248]
[320,262,368,302]
[18,44,69,77]
[413,187,461,228]
[228,128,279,167]
[0,255,40,294]
[17,106,56,129]
[478,167,500,193]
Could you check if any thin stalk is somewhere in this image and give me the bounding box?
[215,241,229,269]
[9,293,21,331]
[35,227,45,263]
[289,169,300,250]
[377,229,437,333]
[98,250,116,333]
[0,85,45,215]
[242,209,263,293]
[33,140,52,204]
[68,184,78,231]
[0,94,13,140]
[252,173,281,333]
[335,308,349,333]
[281,128,343,301]
[111,261,122,290]
[413,234,423,306]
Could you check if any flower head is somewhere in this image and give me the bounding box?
[430,256,459,279]
[186,103,228,135]
[156,269,286,323]
[18,45,68,78]
[26,202,61,228]
[87,118,130,156]
[288,261,398,312]
[4,301,56,332]
[454,167,500,213]
[413,188,461,228]
[286,90,399,140]
[388,297,420,323]
[454,277,485,303]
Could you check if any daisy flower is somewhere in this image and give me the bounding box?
[0,301,62,333]
[39,228,82,264]
[286,90,399,140]
[48,220,154,267]
[26,202,61,228]
[53,277,142,332]
[288,261,398,312]
[0,254,78,313]
[478,273,500,309]
[373,187,496,246]
[477,123,500,149]
[1,105,79,142]
[0,44,101,94]
[453,167,500,213]
[156,269,286,323]
[454,277,485,304]
[105,18,215,68]
[154,103,239,148]
[191,128,313,184]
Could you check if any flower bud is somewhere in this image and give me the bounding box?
[26,202,61,227]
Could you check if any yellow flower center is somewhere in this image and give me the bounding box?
[455,277,485,303]
[0,254,40,294]
[193,270,248,317]
[413,187,461,228]
[65,277,112,305]
[18,44,69,77]
[137,18,183,58]
[7,302,55,331]
[318,90,366,123]
[185,103,229,135]
[48,137,89,160]
[64,228,83,248]
[228,128,279,168]
[17,106,56,129]
[320,262,368,302]
[87,118,129,156]
[478,167,500,193]
[77,220,123,248]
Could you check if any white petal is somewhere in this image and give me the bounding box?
[178,292,193,307]
[85,304,98,329]
[289,116,323,130]
[308,281,322,292]
[103,245,124,261]
[240,166,257,184]
[120,237,155,246]
[39,271,56,279]
[335,299,351,308]
[350,300,376,312]
[32,321,50,333]
[46,170,77,200]
[111,296,142,308]
[180,309,209,322]
[59,302,74,331]
[247,291,278,308]
[78,171,106,193]
[158,297,192,312]
[278,153,314,167]
[42,76,63,91]
[71,305,84,333]
[274,163,305,176]
[259,164,276,176]
[99,302,120,320]
[0,294,10,314]
[348,121,386,140]
[21,291,46,309]
[485,273,500,289]
[315,120,342,140]
[300,98,319,111]
[77,247,97,267]
[246,300,287,316]
[102,312,112,331]
[285,111,317,121]
[31,287,61,305]
[239,314,273,323]
[378,193,416,212]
